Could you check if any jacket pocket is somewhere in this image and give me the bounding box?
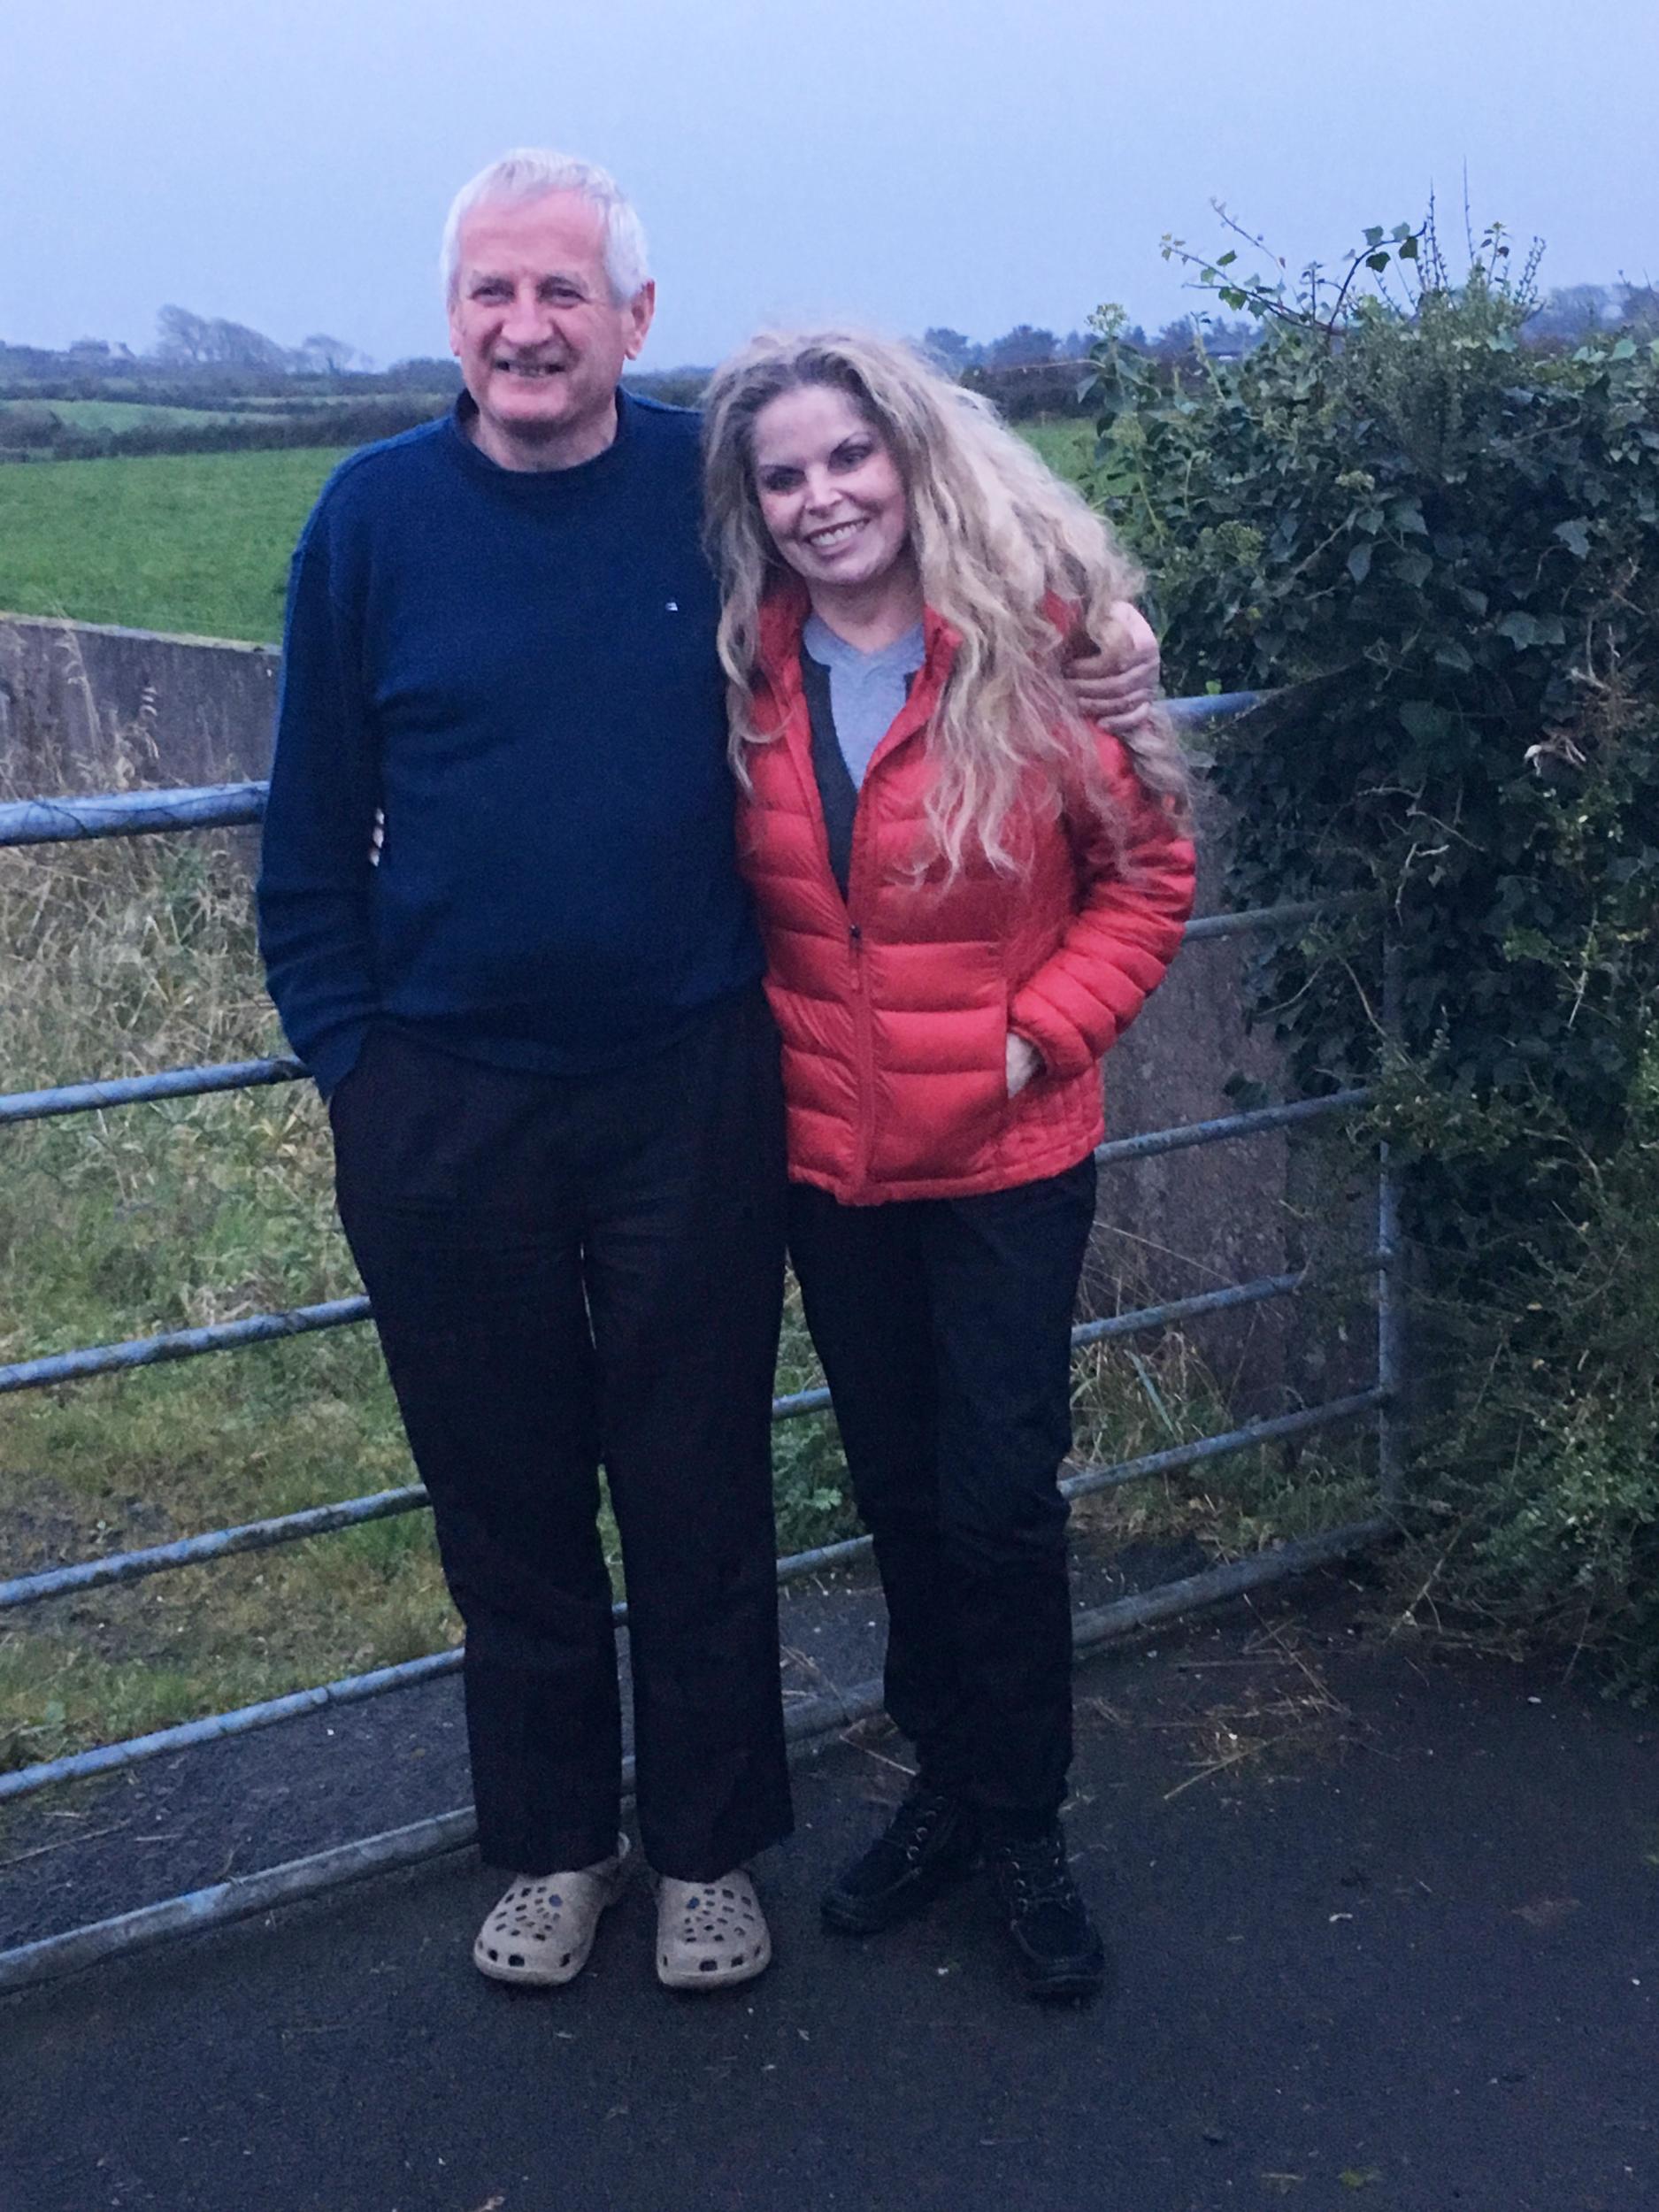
[865,995,1010,1184]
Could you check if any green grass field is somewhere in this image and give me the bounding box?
[1020,418,1095,478]
[0,420,1098,646]
[0,446,348,641]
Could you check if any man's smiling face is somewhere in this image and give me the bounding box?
[447,189,655,471]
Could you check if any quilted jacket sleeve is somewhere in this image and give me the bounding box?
[1008,733,1197,1080]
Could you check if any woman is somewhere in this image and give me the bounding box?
[703,332,1196,2001]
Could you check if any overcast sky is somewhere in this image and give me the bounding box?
[4,0,1654,370]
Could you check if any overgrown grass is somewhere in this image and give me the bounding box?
[0,446,347,641]
[0,711,434,1771]
[1386,1043,1659,1696]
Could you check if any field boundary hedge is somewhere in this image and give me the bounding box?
[1086,218,1659,1684]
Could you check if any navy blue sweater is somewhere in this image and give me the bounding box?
[257,393,761,1097]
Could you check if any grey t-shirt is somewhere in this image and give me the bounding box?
[802,614,926,789]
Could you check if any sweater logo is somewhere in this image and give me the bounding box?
[664,599,679,613]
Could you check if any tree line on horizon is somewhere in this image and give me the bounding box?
[923,276,1659,373]
[2,303,1126,395]
[10,272,1656,390]
[3,275,1654,452]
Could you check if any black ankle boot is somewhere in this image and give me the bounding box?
[821,1786,979,1935]
[983,1824,1106,2001]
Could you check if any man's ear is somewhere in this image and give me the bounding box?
[625,280,657,361]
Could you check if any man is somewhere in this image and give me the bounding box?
[258,149,1157,1996]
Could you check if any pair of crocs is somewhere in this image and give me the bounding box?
[472,1837,771,1991]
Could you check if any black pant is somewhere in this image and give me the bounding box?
[329,987,792,1881]
[787,1158,1097,1820]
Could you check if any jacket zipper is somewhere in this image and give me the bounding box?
[779,643,908,1201]
[794,692,878,1195]
[847,917,876,1193]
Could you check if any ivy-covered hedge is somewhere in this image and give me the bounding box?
[1086,232,1659,1681]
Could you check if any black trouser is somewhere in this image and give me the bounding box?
[329,987,792,1882]
[787,1158,1097,1821]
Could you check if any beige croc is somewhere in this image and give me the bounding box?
[655,1868,772,1990]
[472,1835,632,1986]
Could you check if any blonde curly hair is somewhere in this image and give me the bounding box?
[702,326,1190,878]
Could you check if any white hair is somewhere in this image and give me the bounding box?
[439,149,650,306]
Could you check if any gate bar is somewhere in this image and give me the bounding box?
[1094,1087,1370,1167]
[0,784,266,848]
[0,1297,372,1397]
[0,1056,304,1126]
[3,739,1292,854]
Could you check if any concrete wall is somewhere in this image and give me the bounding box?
[2,614,1348,1408]
[0,611,278,793]
[1086,804,1297,1410]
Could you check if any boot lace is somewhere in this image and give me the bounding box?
[991,1831,1075,1911]
[893,1788,956,1864]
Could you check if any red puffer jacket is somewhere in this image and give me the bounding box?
[736,592,1197,1205]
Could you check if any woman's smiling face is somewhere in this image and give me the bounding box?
[750,384,913,603]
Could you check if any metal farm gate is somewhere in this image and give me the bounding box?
[0,695,1404,1993]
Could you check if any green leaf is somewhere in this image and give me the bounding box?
[1554,518,1591,559]
[1365,252,1390,274]
[1347,542,1372,583]
[1399,701,1453,744]
[1398,235,1419,259]
[1496,611,1540,649]
[1434,640,1475,673]
[1391,551,1432,590]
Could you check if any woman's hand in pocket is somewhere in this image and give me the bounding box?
[1005,1033,1043,1099]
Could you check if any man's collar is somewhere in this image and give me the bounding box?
[449,385,631,474]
